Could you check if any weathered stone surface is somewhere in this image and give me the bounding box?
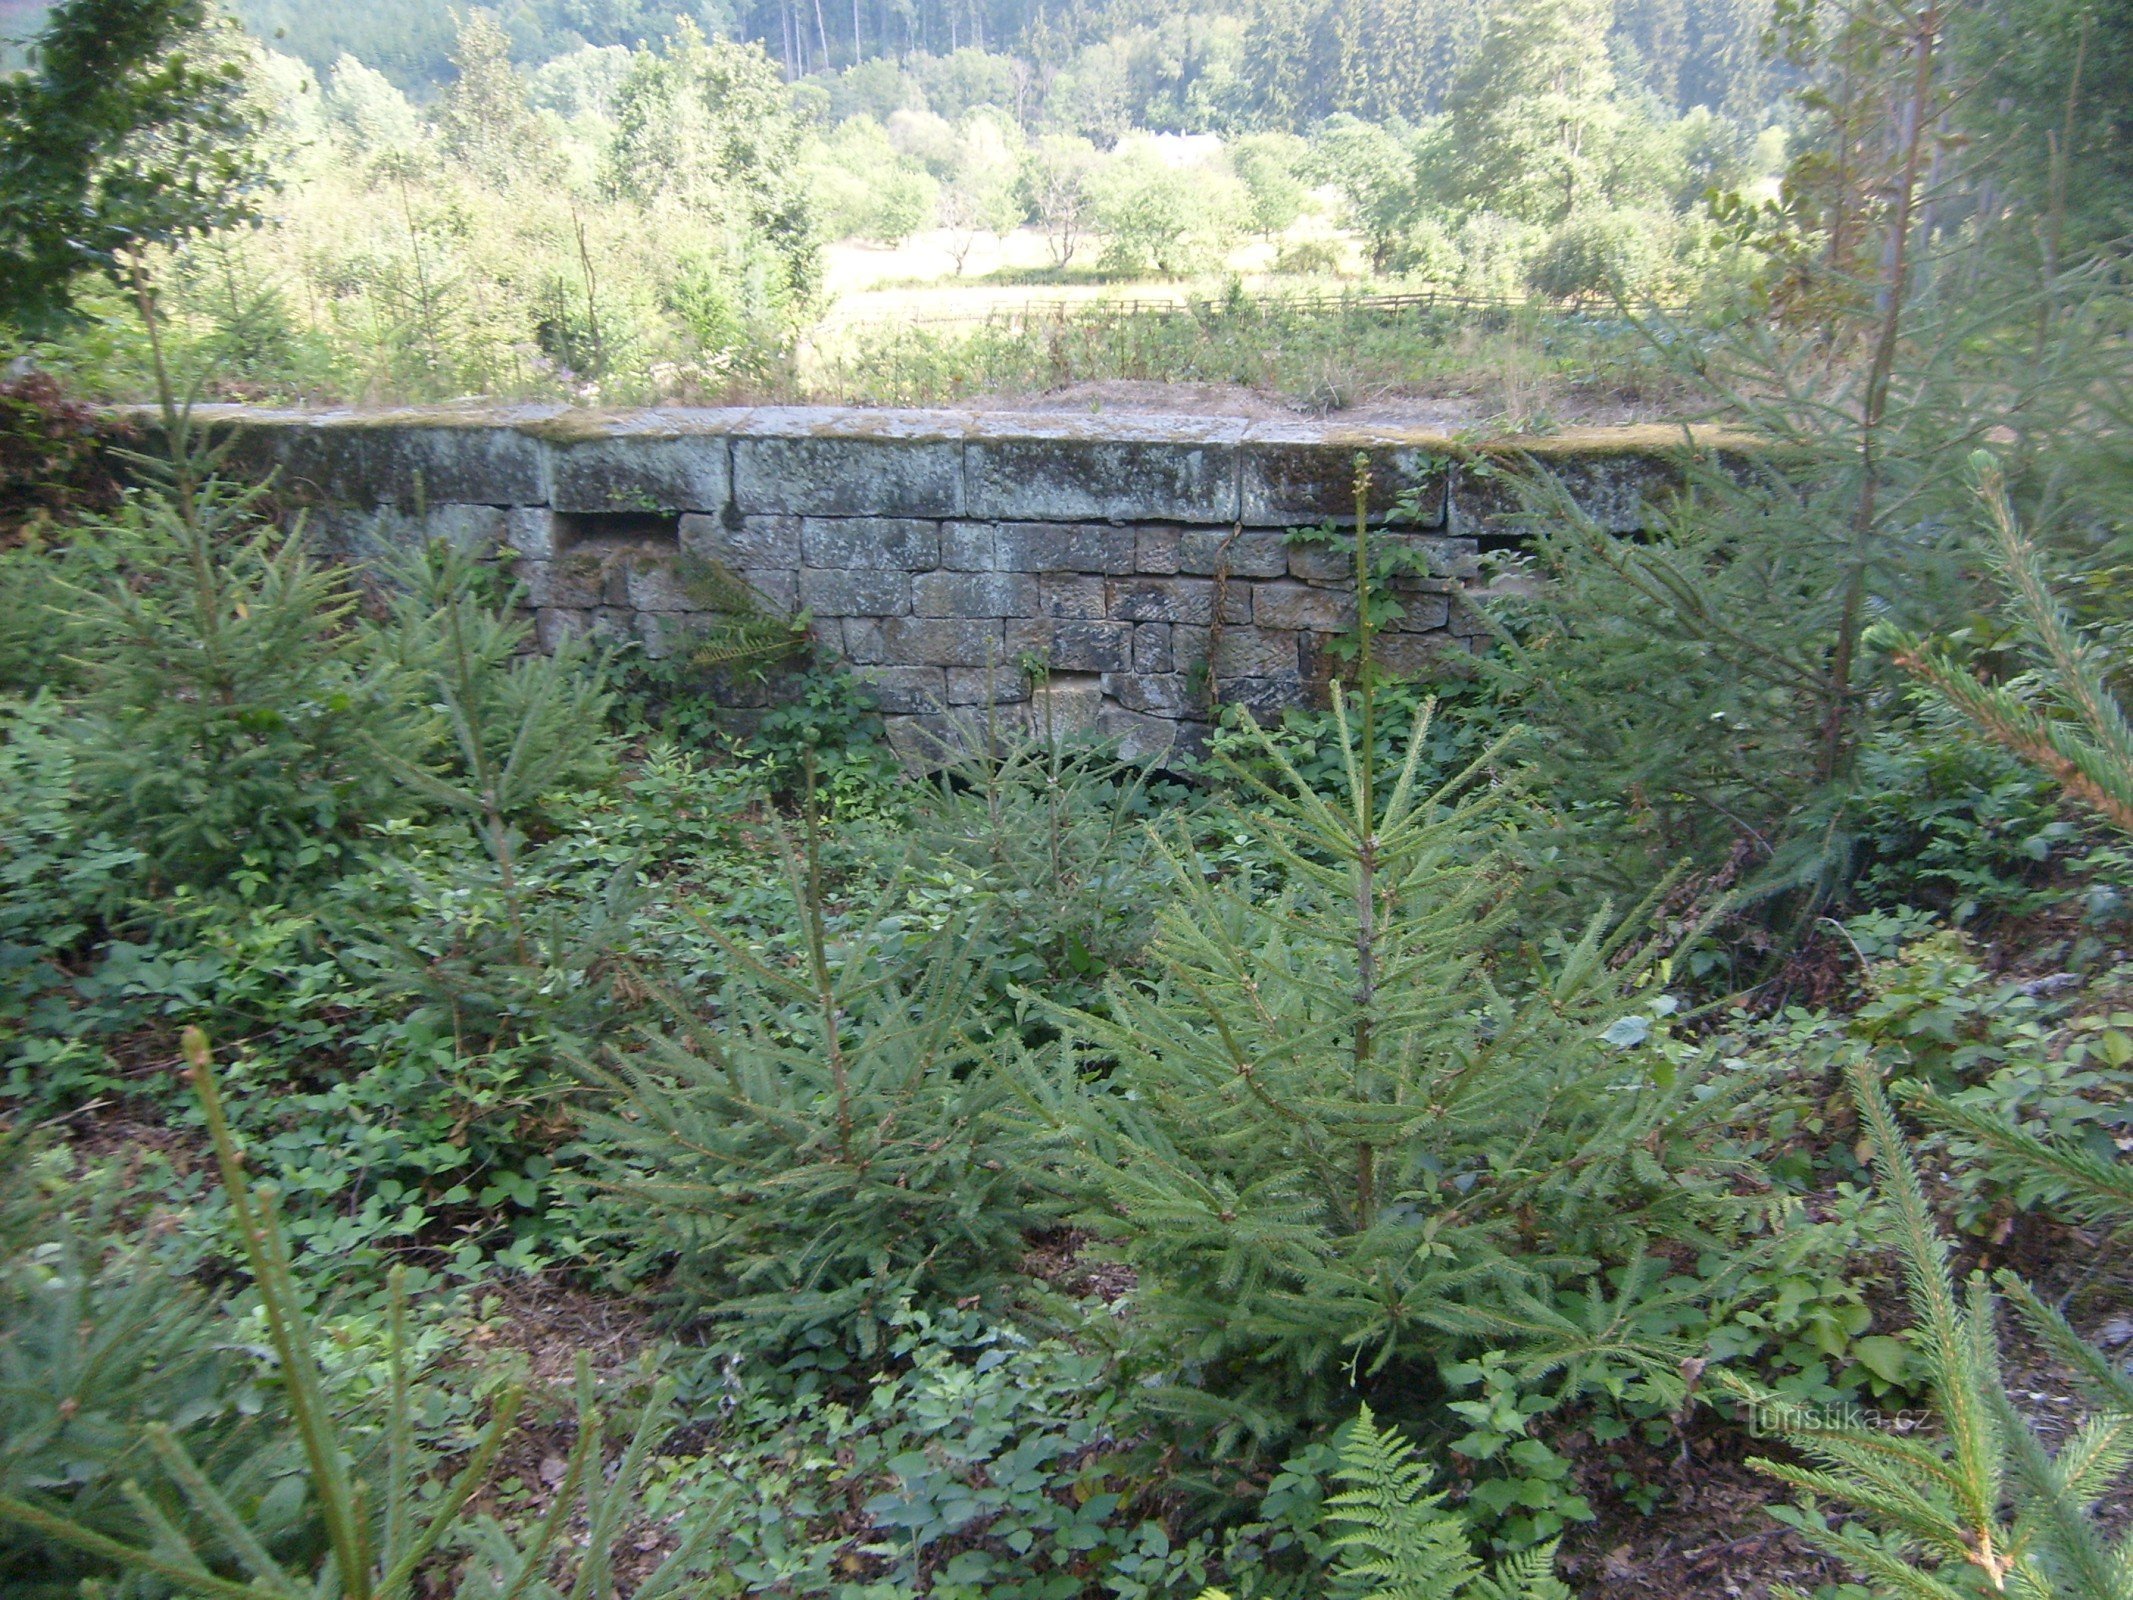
[1253,582,1353,632]
[1105,576,1247,626]
[518,556,606,609]
[914,571,1040,618]
[174,403,1738,761]
[734,411,963,516]
[535,607,592,650]
[881,617,1007,667]
[800,569,912,617]
[947,667,1032,704]
[802,517,940,570]
[838,616,887,663]
[1037,574,1108,619]
[1288,533,1477,586]
[967,417,1245,523]
[679,512,804,568]
[268,420,550,508]
[1372,631,1468,677]
[1238,428,1450,526]
[552,433,728,513]
[859,665,948,713]
[1449,448,1678,536]
[1211,626,1301,680]
[1220,674,1306,716]
[1133,622,1173,673]
[1097,705,1183,761]
[504,507,556,558]
[740,568,800,613]
[940,522,997,571]
[1027,673,1105,738]
[1385,591,1452,631]
[994,522,1136,574]
[1135,528,1182,574]
[1009,619,1132,673]
[623,554,697,611]
[311,503,506,562]
[1178,527,1289,578]
[634,611,703,659]
[1104,672,1198,718]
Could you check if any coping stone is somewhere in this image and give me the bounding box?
[966,414,1247,524]
[733,408,968,517]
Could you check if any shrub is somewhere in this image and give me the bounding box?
[1525,209,1668,303]
[0,1131,312,1599]
[64,446,406,896]
[583,791,1050,1355]
[892,728,1171,1015]
[1022,676,1742,1439]
[0,1029,720,1599]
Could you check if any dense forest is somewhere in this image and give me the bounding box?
[223,0,1778,126]
[9,0,2133,1597]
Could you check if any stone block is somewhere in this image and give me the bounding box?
[1171,625,1210,673]
[518,555,606,609]
[1253,582,1353,632]
[838,617,887,663]
[1449,451,1674,536]
[947,667,1032,705]
[1384,592,1452,632]
[967,419,1243,523]
[857,665,948,714]
[1105,576,1248,626]
[1219,674,1308,717]
[1133,622,1173,673]
[914,571,1040,618]
[535,607,592,650]
[1038,574,1108,619]
[994,522,1135,574]
[1103,672,1198,718]
[680,512,804,569]
[1212,626,1301,680]
[1096,706,1183,762]
[1007,619,1132,673]
[623,554,695,611]
[1028,673,1105,739]
[800,569,911,617]
[801,516,940,570]
[266,420,550,509]
[940,522,997,571]
[1448,594,1490,637]
[590,606,635,642]
[1178,528,1289,578]
[634,611,703,660]
[551,433,728,513]
[881,617,1007,668]
[740,568,800,614]
[1135,528,1182,574]
[308,503,506,563]
[733,417,963,516]
[1288,533,1475,587]
[1238,434,1449,527]
[1372,631,1468,678]
[884,712,972,762]
[505,507,556,559]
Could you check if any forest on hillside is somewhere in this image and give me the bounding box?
[7,0,2117,413]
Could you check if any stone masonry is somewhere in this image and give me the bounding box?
[189,404,1713,762]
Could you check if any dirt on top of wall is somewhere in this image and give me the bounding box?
[961,378,1678,432]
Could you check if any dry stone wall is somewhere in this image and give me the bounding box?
[194,404,1701,761]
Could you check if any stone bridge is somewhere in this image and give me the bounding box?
[194,405,1719,759]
